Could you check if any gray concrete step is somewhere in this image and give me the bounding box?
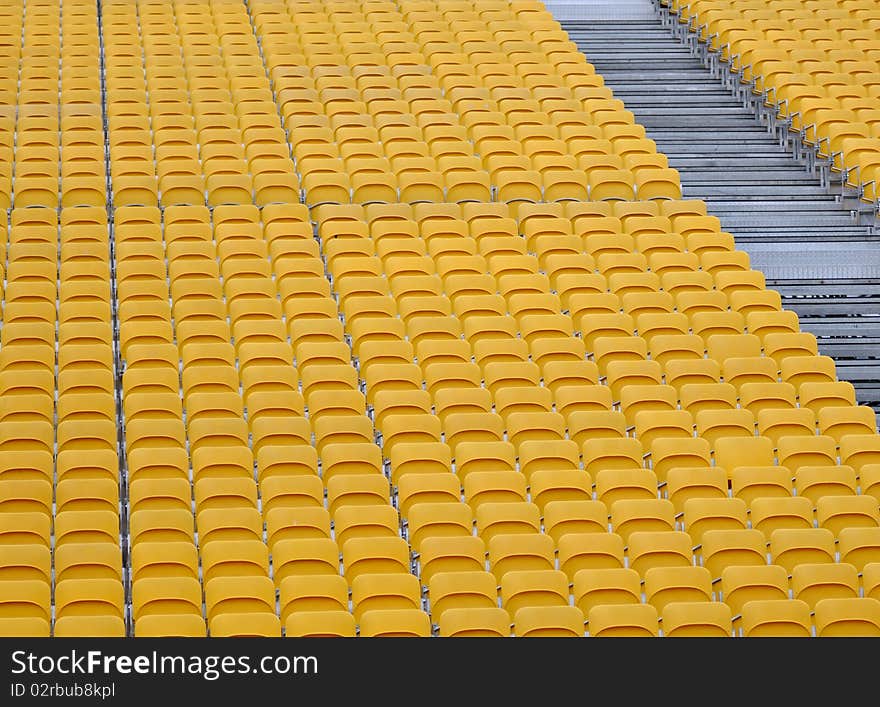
[552,1,880,407]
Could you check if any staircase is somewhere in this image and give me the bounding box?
[547,0,880,408]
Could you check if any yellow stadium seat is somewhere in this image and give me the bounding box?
[791,563,860,608]
[279,574,348,626]
[210,613,282,638]
[588,604,659,637]
[818,406,876,442]
[513,606,585,637]
[595,469,659,506]
[0,580,51,623]
[55,616,127,638]
[428,571,498,618]
[662,602,733,637]
[814,598,880,637]
[611,499,676,542]
[682,499,749,545]
[793,464,858,505]
[770,528,836,572]
[0,617,51,637]
[556,530,624,579]
[665,467,728,513]
[500,569,569,615]
[273,538,339,584]
[543,499,609,542]
[720,564,790,617]
[54,578,125,621]
[285,611,357,638]
[438,607,511,637]
[488,533,555,580]
[359,609,433,637]
[644,565,713,610]
[741,599,812,637]
[628,529,694,575]
[132,577,202,623]
[817,495,880,535]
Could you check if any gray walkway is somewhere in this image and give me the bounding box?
[548,0,880,407]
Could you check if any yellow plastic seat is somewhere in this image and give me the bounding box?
[610,499,676,542]
[588,604,659,637]
[816,495,880,535]
[543,500,609,542]
[500,569,570,615]
[0,617,51,637]
[770,528,836,573]
[408,502,475,552]
[513,606,585,637]
[681,499,748,545]
[644,566,713,611]
[791,563,860,608]
[662,602,733,637]
[428,571,498,618]
[0,580,52,623]
[720,564,790,617]
[437,607,511,637]
[741,599,812,637]
[210,613,282,638]
[791,462,857,504]
[418,535,486,585]
[54,616,127,638]
[359,609,432,637]
[814,598,880,637]
[54,578,125,621]
[665,467,728,514]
